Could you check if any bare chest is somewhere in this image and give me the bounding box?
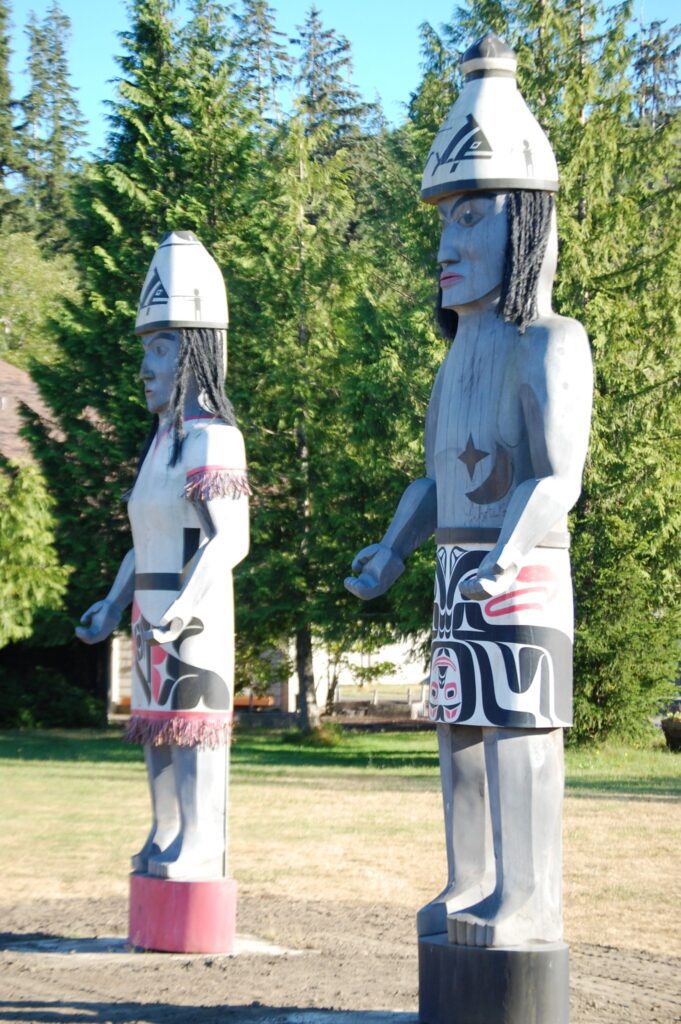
[432,330,530,524]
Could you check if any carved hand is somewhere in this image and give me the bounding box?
[143,609,185,645]
[459,557,519,601]
[344,543,405,601]
[75,599,122,645]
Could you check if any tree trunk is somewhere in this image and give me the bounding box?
[296,624,321,732]
[326,661,340,715]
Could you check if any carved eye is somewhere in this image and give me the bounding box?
[458,206,481,227]
[431,686,438,701]
[445,685,458,701]
[454,195,493,228]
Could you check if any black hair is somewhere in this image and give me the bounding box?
[167,326,236,466]
[436,189,554,340]
[131,326,236,486]
[498,190,554,332]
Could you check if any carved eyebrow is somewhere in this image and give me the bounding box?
[143,331,177,347]
[451,192,497,212]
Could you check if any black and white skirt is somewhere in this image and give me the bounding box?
[428,533,573,729]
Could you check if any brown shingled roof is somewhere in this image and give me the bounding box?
[0,359,55,461]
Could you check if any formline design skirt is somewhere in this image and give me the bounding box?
[428,532,573,729]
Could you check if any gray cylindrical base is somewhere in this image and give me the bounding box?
[418,934,569,1024]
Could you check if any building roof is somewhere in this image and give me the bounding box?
[0,359,53,461]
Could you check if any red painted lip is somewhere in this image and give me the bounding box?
[440,272,464,286]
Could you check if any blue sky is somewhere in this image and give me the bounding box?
[7,0,679,157]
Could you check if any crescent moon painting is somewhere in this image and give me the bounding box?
[465,442,514,505]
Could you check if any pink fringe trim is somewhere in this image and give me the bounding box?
[124,714,232,748]
[183,468,251,502]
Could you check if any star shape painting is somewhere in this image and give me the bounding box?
[458,433,489,479]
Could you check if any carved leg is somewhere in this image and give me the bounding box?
[417,724,493,936]
[448,727,564,947]
[147,744,228,880]
[131,743,180,872]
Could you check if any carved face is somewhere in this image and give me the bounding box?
[437,192,508,311]
[428,644,462,723]
[139,329,181,415]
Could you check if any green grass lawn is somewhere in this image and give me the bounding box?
[0,726,679,954]
[0,725,678,794]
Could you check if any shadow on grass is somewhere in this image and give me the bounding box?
[0,1003,417,1024]
[0,729,140,764]
[1,729,678,799]
[0,729,441,774]
[566,775,681,799]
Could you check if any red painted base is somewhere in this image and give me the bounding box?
[128,872,237,954]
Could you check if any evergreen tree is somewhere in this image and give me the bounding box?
[0,228,78,368]
[292,5,373,155]
[17,1,85,246]
[231,10,381,730]
[0,0,18,225]
[632,17,680,127]
[232,0,292,123]
[0,458,70,648]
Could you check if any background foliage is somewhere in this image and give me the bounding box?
[0,0,678,740]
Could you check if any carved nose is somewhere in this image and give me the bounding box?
[437,225,460,266]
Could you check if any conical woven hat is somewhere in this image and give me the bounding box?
[135,231,228,335]
[421,33,558,203]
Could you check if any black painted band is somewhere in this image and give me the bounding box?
[421,177,559,203]
[464,69,516,80]
[135,573,182,591]
[435,527,570,549]
[135,319,228,335]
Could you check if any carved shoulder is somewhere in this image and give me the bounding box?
[517,315,592,396]
[516,316,593,484]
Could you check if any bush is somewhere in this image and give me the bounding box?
[281,722,345,748]
[0,666,105,728]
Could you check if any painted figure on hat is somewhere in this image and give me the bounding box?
[346,35,592,947]
[77,231,249,882]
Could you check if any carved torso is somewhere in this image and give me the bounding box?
[428,320,533,530]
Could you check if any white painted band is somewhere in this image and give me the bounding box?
[462,56,517,73]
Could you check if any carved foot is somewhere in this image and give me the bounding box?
[147,835,224,880]
[447,892,562,948]
[130,825,179,873]
[417,881,489,937]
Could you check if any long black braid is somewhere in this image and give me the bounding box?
[130,327,236,490]
[498,190,554,333]
[168,327,236,466]
[436,189,554,341]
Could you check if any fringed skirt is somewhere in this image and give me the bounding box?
[428,539,574,729]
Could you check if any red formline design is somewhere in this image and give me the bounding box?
[484,585,550,618]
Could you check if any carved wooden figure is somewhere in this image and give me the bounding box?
[77,231,249,952]
[346,35,592,952]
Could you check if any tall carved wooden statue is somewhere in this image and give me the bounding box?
[346,34,592,1024]
[77,231,249,954]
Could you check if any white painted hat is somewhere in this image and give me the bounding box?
[135,231,228,335]
[421,33,558,204]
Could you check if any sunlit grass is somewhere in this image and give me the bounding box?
[0,727,679,953]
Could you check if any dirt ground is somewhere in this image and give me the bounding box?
[0,890,679,1024]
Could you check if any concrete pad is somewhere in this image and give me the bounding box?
[1,932,304,960]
